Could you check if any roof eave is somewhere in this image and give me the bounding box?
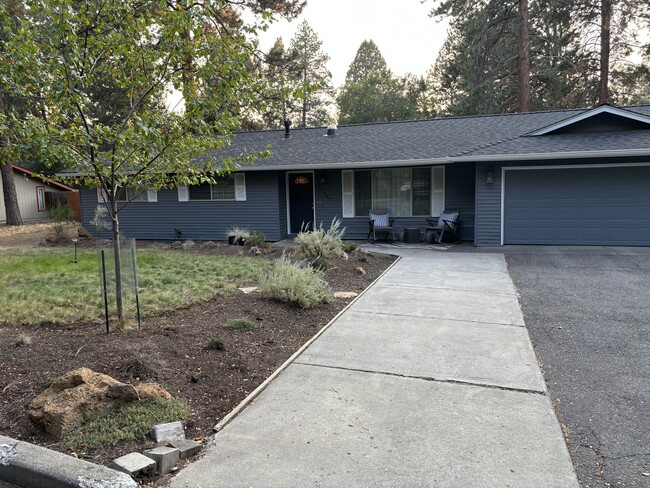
[235,158,450,171]
[449,148,650,163]
[526,105,650,136]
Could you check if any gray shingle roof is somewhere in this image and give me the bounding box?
[220,105,650,169]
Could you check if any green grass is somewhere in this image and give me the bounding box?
[61,398,190,451]
[225,318,257,330]
[0,248,270,325]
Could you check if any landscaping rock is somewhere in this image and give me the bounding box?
[28,368,172,438]
[109,452,156,477]
[77,227,92,238]
[181,240,195,250]
[150,421,185,443]
[136,383,172,401]
[143,446,180,474]
[333,291,359,299]
[238,286,258,294]
[355,266,367,275]
[168,438,201,459]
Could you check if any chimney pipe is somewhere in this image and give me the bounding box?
[326,125,338,137]
[284,119,291,139]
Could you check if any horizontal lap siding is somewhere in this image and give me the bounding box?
[314,166,476,241]
[79,171,283,241]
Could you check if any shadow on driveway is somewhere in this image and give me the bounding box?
[506,251,650,488]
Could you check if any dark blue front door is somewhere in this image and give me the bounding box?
[289,172,314,233]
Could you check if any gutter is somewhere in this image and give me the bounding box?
[448,148,650,163]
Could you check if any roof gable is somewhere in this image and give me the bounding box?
[527,105,650,136]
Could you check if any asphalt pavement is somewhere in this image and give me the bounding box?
[171,249,577,487]
[506,251,650,488]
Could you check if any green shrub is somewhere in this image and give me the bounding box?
[226,318,256,330]
[294,218,347,267]
[342,241,358,253]
[246,231,266,248]
[206,339,225,350]
[61,399,190,451]
[47,203,72,222]
[259,255,332,308]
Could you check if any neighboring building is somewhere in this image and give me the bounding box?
[76,104,650,246]
[0,165,76,224]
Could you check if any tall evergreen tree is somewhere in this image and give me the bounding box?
[345,40,389,83]
[287,21,334,127]
[338,40,429,124]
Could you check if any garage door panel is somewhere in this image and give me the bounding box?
[504,166,650,245]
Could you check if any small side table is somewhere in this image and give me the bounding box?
[403,227,420,243]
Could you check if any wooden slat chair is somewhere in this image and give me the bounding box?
[425,211,461,244]
[368,208,396,242]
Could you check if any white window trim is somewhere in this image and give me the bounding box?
[183,174,244,202]
[341,170,354,218]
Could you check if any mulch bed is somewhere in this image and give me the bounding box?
[0,243,395,481]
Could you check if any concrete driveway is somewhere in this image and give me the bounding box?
[505,249,650,488]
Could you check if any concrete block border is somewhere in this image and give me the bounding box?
[213,252,401,432]
[0,435,138,488]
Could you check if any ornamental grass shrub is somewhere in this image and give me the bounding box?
[294,218,347,268]
[259,255,332,309]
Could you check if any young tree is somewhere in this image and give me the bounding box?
[288,21,334,127]
[4,0,271,321]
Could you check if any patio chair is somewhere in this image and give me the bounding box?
[368,208,395,242]
[425,211,461,244]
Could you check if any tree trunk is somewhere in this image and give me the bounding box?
[111,199,125,322]
[517,0,531,113]
[599,0,612,105]
[301,67,307,127]
[0,135,23,226]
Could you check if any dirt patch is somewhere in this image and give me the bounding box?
[0,222,80,249]
[0,244,395,478]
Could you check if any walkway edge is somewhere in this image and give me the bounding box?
[213,253,401,433]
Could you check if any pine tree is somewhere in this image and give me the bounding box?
[345,40,390,83]
[287,21,334,127]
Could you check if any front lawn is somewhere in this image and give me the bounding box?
[0,247,270,325]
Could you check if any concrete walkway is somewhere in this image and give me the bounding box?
[170,250,578,487]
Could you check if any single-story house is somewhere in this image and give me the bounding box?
[77,104,650,246]
[1,165,77,224]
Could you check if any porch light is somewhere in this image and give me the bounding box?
[294,176,309,185]
[486,166,494,184]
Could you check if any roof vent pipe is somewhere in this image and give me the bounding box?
[284,119,291,139]
[326,125,338,136]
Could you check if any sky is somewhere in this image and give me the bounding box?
[255,0,450,88]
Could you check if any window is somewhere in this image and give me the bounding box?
[350,167,443,217]
[117,187,148,202]
[188,176,236,201]
[36,187,45,211]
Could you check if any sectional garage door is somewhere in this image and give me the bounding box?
[503,165,650,245]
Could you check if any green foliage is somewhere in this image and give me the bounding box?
[226,318,257,330]
[206,339,225,351]
[287,21,335,127]
[61,399,190,451]
[46,203,72,222]
[0,248,270,325]
[246,231,266,248]
[259,255,332,308]
[294,218,347,266]
[342,242,359,253]
[338,41,429,124]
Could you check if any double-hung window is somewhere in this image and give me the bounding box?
[342,167,444,218]
[188,176,236,201]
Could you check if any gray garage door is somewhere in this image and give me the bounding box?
[503,165,650,245]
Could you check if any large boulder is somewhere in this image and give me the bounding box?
[28,367,171,438]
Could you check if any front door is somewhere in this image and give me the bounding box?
[288,172,314,233]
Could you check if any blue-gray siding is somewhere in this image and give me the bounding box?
[80,171,285,241]
[474,158,650,246]
[80,165,476,243]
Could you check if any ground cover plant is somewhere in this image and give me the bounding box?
[0,248,269,324]
[0,228,396,478]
